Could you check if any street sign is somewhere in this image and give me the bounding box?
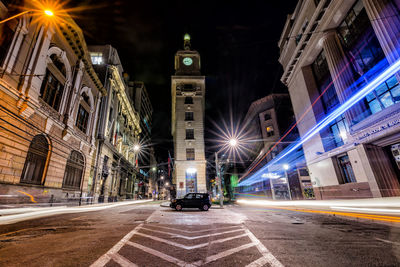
[179,182,184,189]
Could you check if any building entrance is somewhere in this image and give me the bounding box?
[185,170,197,193]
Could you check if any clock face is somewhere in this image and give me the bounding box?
[183,57,193,66]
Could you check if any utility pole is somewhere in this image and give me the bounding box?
[215,152,223,208]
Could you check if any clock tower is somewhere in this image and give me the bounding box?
[171,34,206,197]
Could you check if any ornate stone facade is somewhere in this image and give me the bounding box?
[0,1,105,203]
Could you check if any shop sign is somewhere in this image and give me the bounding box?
[359,117,400,140]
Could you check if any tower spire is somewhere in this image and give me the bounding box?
[184,33,191,50]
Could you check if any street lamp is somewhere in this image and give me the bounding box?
[133,144,141,152]
[215,137,239,208]
[0,8,55,25]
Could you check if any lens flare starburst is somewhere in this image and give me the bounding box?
[208,111,258,165]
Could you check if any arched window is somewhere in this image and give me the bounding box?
[20,135,50,185]
[76,92,91,133]
[40,54,66,111]
[62,151,84,189]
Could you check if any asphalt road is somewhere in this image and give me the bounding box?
[0,202,399,267]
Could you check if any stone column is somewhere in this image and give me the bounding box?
[363,0,400,65]
[321,31,365,124]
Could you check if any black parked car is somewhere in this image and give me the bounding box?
[170,193,212,211]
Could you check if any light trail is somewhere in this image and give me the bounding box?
[236,199,400,223]
[17,190,37,203]
[239,58,400,186]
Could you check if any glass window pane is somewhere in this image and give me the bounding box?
[369,99,382,114]
[386,76,398,89]
[366,92,375,102]
[390,84,400,99]
[380,92,394,108]
[375,83,389,96]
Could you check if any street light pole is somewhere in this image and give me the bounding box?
[215,152,223,208]
[283,164,292,200]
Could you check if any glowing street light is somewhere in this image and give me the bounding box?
[283,164,289,170]
[44,10,54,16]
[160,175,164,180]
[229,138,238,147]
[133,144,141,152]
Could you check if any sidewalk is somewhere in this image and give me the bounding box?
[0,199,154,225]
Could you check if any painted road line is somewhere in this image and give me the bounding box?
[331,206,400,214]
[145,224,241,234]
[272,206,400,223]
[375,238,400,245]
[246,256,272,267]
[110,253,138,267]
[140,226,244,239]
[243,226,284,267]
[126,241,196,267]
[134,231,248,250]
[90,223,144,267]
[194,242,256,265]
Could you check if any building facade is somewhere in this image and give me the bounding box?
[127,80,154,197]
[171,34,207,198]
[89,45,142,202]
[0,1,105,203]
[279,0,400,199]
[239,94,313,200]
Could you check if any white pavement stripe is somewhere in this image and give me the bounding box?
[246,256,271,267]
[194,242,256,265]
[242,226,284,267]
[126,241,196,267]
[146,224,241,234]
[375,237,400,245]
[141,226,244,239]
[135,231,249,250]
[90,223,144,267]
[110,253,138,267]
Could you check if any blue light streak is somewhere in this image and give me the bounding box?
[239,58,400,186]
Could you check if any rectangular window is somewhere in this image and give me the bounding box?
[365,75,400,114]
[76,104,89,133]
[337,0,369,49]
[312,51,340,113]
[185,97,193,104]
[186,148,195,160]
[185,112,194,121]
[266,126,274,137]
[40,70,64,111]
[186,129,194,139]
[337,154,356,184]
[90,52,103,65]
[264,113,271,121]
[183,84,194,91]
[321,115,349,151]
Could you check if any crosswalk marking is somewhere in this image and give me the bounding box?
[141,226,244,240]
[243,226,284,267]
[91,209,284,267]
[193,242,257,265]
[110,253,138,267]
[126,241,196,267]
[145,224,241,234]
[135,231,249,250]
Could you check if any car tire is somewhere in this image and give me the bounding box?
[175,204,182,211]
[202,204,209,211]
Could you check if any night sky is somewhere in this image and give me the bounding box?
[70,0,299,160]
